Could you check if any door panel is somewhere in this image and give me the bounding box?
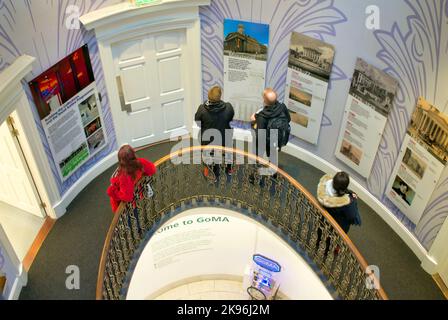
[114,38,145,63]
[127,108,155,145]
[162,99,185,132]
[155,32,181,53]
[158,56,182,94]
[120,63,152,111]
[111,30,188,148]
[0,120,44,217]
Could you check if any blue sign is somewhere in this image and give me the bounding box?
[253,254,281,273]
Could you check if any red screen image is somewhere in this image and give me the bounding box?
[29,45,95,120]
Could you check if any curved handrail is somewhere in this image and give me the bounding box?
[97,145,387,300]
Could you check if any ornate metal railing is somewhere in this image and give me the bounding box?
[97,146,387,300]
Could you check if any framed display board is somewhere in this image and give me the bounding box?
[335,58,398,178]
[223,19,269,120]
[29,45,108,181]
[385,97,448,224]
[284,32,335,144]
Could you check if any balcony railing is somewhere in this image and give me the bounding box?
[97,146,387,300]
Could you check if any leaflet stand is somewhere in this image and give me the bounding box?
[246,254,281,300]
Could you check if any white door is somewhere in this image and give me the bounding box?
[0,117,45,217]
[112,30,189,148]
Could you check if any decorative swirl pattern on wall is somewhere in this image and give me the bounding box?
[370,0,448,249]
[199,0,347,114]
[201,0,448,250]
[0,0,119,195]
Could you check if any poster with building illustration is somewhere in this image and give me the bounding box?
[223,19,269,121]
[284,32,335,144]
[335,58,398,178]
[386,98,448,224]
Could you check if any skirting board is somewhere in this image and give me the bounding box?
[8,264,27,300]
[52,151,118,218]
[229,128,433,271]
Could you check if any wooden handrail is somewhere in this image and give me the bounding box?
[96,145,387,300]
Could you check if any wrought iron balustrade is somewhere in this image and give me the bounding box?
[97,146,387,300]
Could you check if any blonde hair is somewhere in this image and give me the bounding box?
[208,86,222,102]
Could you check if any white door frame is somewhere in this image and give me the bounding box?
[0,55,60,220]
[81,0,209,147]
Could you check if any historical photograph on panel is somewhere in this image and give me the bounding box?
[402,148,427,179]
[391,175,416,206]
[340,139,363,166]
[288,33,335,82]
[224,19,269,61]
[407,97,448,165]
[289,110,309,128]
[349,58,398,117]
[289,86,312,107]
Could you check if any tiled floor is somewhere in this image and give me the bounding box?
[154,280,250,300]
[0,202,45,261]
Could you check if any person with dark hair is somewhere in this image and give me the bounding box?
[107,145,156,212]
[195,86,235,180]
[317,172,361,233]
[393,182,410,205]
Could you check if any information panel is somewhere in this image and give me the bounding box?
[29,46,107,181]
[223,19,269,121]
[385,97,448,224]
[284,32,335,144]
[335,58,398,177]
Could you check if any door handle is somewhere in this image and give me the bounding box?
[116,75,132,112]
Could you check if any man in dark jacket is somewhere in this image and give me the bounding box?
[195,86,234,179]
[250,88,291,159]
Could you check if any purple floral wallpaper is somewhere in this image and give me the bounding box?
[200,0,448,250]
[0,0,446,251]
[371,0,448,250]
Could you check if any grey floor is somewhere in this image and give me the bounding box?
[19,142,445,300]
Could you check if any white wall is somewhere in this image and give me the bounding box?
[127,207,333,300]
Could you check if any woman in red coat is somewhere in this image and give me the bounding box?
[107,145,156,212]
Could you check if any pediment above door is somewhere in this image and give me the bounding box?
[80,0,210,41]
